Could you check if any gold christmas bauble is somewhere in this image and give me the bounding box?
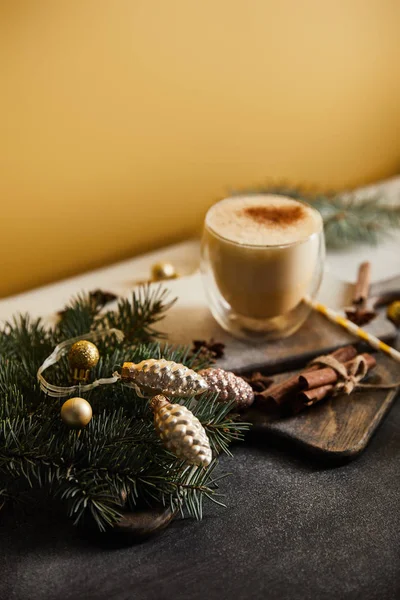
[61,397,92,428]
[68,340,100,369]
[151,262,178,282]
[387,301,400,327]
[68,340,100,382]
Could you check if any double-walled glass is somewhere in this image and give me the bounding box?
[201,196,325,342]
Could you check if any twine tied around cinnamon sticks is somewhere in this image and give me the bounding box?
[256,345,400,414]
[308,354,369,396]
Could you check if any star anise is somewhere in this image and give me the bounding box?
[57,289,118,316]
[89,289,118,309]
[241,371,273,393]
[344,308,377,326]
[192,339,225,360]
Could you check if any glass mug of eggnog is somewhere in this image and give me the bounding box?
[201,195,325,341]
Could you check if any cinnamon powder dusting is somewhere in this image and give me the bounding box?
[241,204,305,227]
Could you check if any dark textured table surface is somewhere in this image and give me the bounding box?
[1,396,399,600]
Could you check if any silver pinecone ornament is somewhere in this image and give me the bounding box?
[198,368,254,410]
[121,359,209,398]
[151,395,212,467]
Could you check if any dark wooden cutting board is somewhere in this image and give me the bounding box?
[228,276,400,459]
[163,273,400,459]
[163,274,399,375]
[243,352,400,459]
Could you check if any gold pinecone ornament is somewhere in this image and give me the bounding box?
[199,368,254,410]
[151,395,212,467]
[121,359,209,398]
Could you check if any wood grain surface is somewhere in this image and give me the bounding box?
[243,353,400,459]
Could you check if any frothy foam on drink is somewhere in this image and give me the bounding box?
[206,195,322,246]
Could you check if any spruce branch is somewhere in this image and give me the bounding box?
[234,184,400,248]
[56,293,102,340]
[0,284,246,532]
[101,285,176,344]
[312,194,400,248]
[188,394,248,456]
[0,315,54,363]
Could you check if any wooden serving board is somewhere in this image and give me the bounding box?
[161,273,398,374]
[159,272,400,459]
[243,352,400,459]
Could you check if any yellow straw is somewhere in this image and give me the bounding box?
[306,298,400,364]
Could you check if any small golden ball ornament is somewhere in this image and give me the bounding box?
[150,262,178,282]
[68,340,100,382]
[387,301,400,327]
[61,397,93,428]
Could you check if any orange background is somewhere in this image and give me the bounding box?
[1,1,399,297]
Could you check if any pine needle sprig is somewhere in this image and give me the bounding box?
[0,284,245,532]
[313,194,400,248]
[234,184,400,248]
[186,393,248,456]
[0,315,54,363]
[56,293,102,340]
[0,317,55,404]
[102,285,176,344]
[146,460,227,521]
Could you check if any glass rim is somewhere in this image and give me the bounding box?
[204,194,324,249]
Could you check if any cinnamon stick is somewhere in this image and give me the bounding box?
[286,384,336,414]
[262,345,357,405]
[298,353,376,391]
[290,354,376,414]
[345,262,376,325]
[299,384,335,406]
[353,261,371,305]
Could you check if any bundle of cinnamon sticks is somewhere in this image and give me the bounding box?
[256,345,377,414]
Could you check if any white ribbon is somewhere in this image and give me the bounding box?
[37,329,124,398]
